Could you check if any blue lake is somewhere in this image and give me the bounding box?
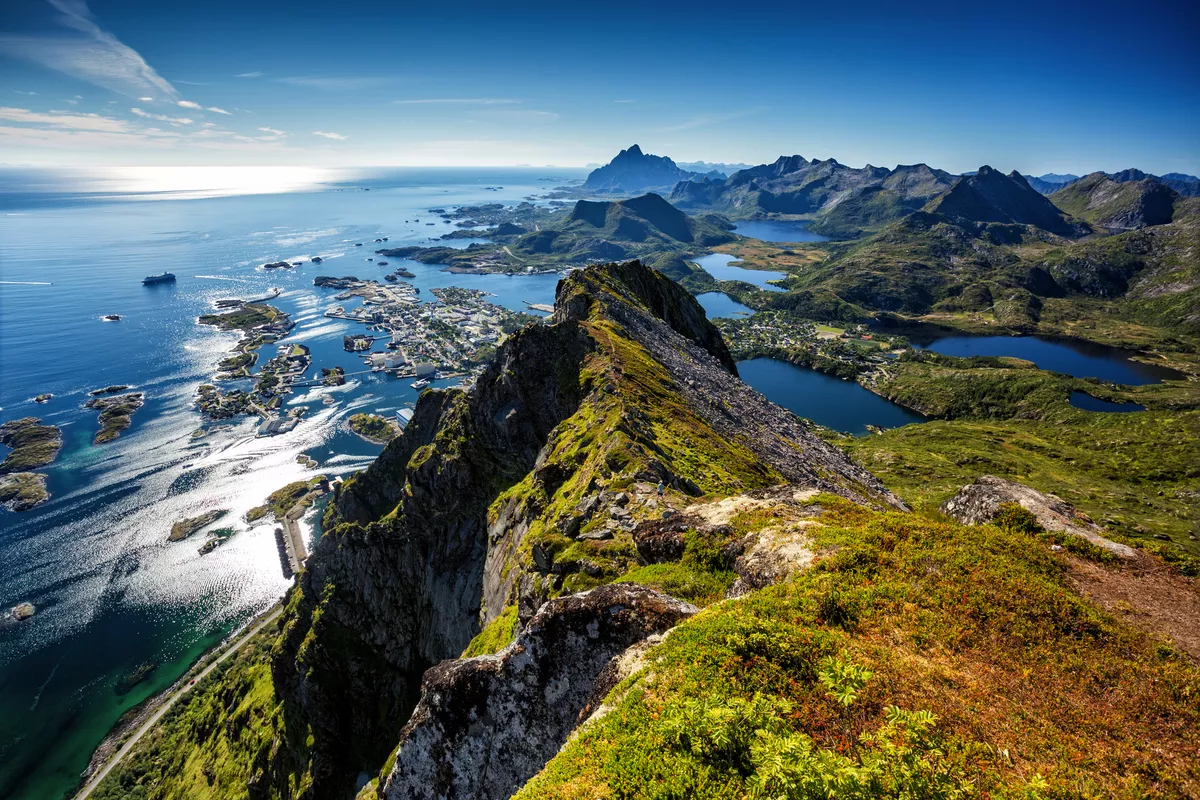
[737,358,924,435]
[1069,392,1146,413]
[912,334,1183,386]
[732,219,830,243]
[695,292,755,319]
[692,253,786,292]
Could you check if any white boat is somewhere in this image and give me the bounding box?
[410,379,430,390]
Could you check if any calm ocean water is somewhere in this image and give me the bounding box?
[0,167,584,800]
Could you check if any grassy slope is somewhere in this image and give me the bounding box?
[518,499,1200,798]
[90,623,309,800]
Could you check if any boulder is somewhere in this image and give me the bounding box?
[631,515,693,563]
[381,584,697,800]
[941,475,1136,558]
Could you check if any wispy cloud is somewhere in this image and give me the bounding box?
[394,97,520,105]
[0,0,179,99]
[131,107,193,125]
[0,105,132,133]
[613,99,635,104]
[177,100,202,109]
[278,76,388,91]
[258,126,286,135]
[206,106,231,115]
[655,107,765,133]
[235,71,263,78]
[174,80,209,86]
[137,96,153,102]
[63,98,79,104]
[15,90,38,96]
[312,131,347,140]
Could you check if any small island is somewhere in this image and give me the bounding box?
[0,472,49,511]
[245,475,329,523]
[348,413,402,444]
[0,417,63,472]
[168,510,228,541]
[89,385,132,396]
[85,392,145,444]
[0,417,62,511]
[34,393,52,404]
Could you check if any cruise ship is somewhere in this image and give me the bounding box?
[142,272,176,285]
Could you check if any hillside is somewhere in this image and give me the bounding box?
[88,260,1200,800]
[583,145,720,192]
[506,192,735,262]
[925,166,1083,236]
[1051,171,1178,230]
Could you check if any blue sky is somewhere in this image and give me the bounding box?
[1,0,1197,174]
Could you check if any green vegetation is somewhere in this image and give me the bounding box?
[85,392,146,444]
[618,527,737,606]
[90,624,309,800]
[197,303,282,331]
[246,476,328,524]
[0,471,49,511]
[0,417,62,473]
[462,604,518,657]
[348,414,401,444]
[517,500,1200,798]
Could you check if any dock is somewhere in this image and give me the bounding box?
[274,500,310,577]
[524,300,555,313]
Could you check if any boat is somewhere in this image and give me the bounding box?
[411,379,430,390]
[142,272,176,285]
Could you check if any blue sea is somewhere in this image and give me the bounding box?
[0,167,585,800]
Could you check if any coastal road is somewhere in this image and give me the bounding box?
[73,605,283,800]
[503,245,527,263]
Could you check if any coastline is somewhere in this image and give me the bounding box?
[70,603,283,800]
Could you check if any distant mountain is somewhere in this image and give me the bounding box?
[583,145,722,192]
[1154,172,1200,197]
[1039,173,1080,184]
[670,156,956,238]
[926,166,1082,236]
[1024,175,1073,195]
[1050,172,1177,230]
[675,160,755,176]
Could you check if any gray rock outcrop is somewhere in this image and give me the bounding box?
[381,584,697,800]
[941,475,1136,558]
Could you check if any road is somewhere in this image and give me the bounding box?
[503,245,527,263]
[73,605,283,800]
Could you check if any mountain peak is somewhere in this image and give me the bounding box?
[623,144,644,157]
[585,146,702,192]
[929,167,1080,235]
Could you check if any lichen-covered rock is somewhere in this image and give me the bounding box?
[381,584,697,800]
[942,475,1136,558]
[728,521,820,596]
[631,515,693,563]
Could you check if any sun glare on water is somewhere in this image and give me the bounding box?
[85,165,342,200]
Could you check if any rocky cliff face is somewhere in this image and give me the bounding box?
[380,584,697,800]
[268,260,899,797]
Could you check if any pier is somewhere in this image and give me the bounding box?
[274,499,310,577]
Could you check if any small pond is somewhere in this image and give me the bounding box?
[1068,392,1146,413]
[732,219,830,243]
[696,292,754,319]
[910,333,1184,386]
[693,253,786,292]
[738,358,924,436]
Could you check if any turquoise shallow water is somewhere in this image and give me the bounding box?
[0,168,579,800]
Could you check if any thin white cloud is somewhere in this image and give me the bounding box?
[258,126,286,135]
[278,76,387,90]
[0,0,179,99]
[131,107,193,124]
[394,97,520,105]
[655,107,765,133]
[0,105,131,132]
[15,90,38,95]
[206,106,232,115]
[174,80,208,86]
[137,96,153,101]
[177,100,202,109]
[312,131,347,140]
[235,71,263,78]
[63,98,79,104]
